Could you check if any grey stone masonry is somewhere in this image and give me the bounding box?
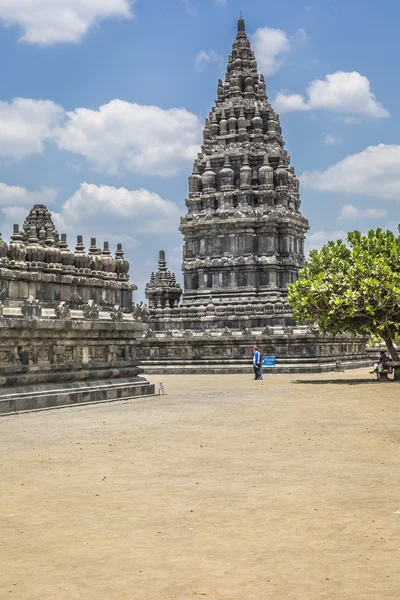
[141,18,368,372]
[180,17,309,306]
[0,204,134,309]
[0,204,155,413]
[145,250,182,309]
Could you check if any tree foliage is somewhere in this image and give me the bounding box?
[288,227,400,361]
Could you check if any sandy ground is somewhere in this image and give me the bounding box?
[0,370,399,600]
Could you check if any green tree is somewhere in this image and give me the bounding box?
[288,227,400,361]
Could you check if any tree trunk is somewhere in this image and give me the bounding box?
[383,335,399,361]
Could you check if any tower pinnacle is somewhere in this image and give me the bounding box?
[238,15,246,36]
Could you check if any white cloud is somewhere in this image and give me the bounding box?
[323,133,339,146]
[274,93,309,113]
[275,71,389,118]
[0,0,133,45]
[250,26,290,76]
[301,144,400,200]
[54,183,182,235]
[56,99,202,176]
[0,98,64,160]
[305,229,347,253]
[0,182,58,207]
[339,204,387,220]
[194,49,223,71]
[181,0,197,16]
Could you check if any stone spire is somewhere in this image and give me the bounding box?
[145,250,182,309]
[180,18,309,306]
[22,205,59,245]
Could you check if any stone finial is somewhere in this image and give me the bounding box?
[240,154,252,189]
[238,16,246,36]
[209,112,219,137]
[219,108,228,134]
[228,109,237,133]
[217,79,224,100]
[102,241,116,274]
[44,228,61,264]
[220,154,234,190]
[26,226,45,262]
[276,157,289,188]
[158,250,167,271]
[45,227,55,246]
[8,224,25,262]
[189,162,202,197]
[58,233,75,269]
[201,159,216,192]
[89,238,97,254]
[38,227,46,245]
[115,243,130,281]
[252,104,263,130]
[75,235,85,252]
[102,241,111,256]
[258,154,274,189]
[238,106,247,131]
[74,235,90,269]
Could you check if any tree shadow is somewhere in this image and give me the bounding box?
[293,378,392,386]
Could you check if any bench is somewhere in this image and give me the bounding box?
[373,361,400,381]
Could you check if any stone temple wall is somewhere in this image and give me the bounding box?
[0,204,154,414]
[0,304,154,414]
[138,326,368,374]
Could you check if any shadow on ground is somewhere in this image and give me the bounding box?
[293,378,391,386]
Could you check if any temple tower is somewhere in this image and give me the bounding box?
[145,250,182,309]
[180,17,309,306]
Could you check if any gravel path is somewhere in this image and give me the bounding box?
[1,371,399,599]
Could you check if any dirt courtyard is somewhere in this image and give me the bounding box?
[1,371,399,600]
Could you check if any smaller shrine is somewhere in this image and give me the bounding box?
[0,204,154,415]
[0,204,133,309]
[145,250,182,309]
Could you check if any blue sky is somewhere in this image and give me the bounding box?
[0,0,398,299]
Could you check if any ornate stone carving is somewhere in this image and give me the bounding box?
[25,227,45,263]
[101,241,116,274]
[22,296,42,318]
[144,329,155,339]
[114,243,130,281]
[145,250,182,309]
[133,302,150,322]
[37,347,50,362]
[83,299,100,320]
[89,346,107,361]
[22,204,59,245]
[58,233,75,269]
[110,305,124,322]
[74,235,91,270]
[55,302,71,320]
[71,292,83,307]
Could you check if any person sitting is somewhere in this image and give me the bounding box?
[370,350,392,379]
